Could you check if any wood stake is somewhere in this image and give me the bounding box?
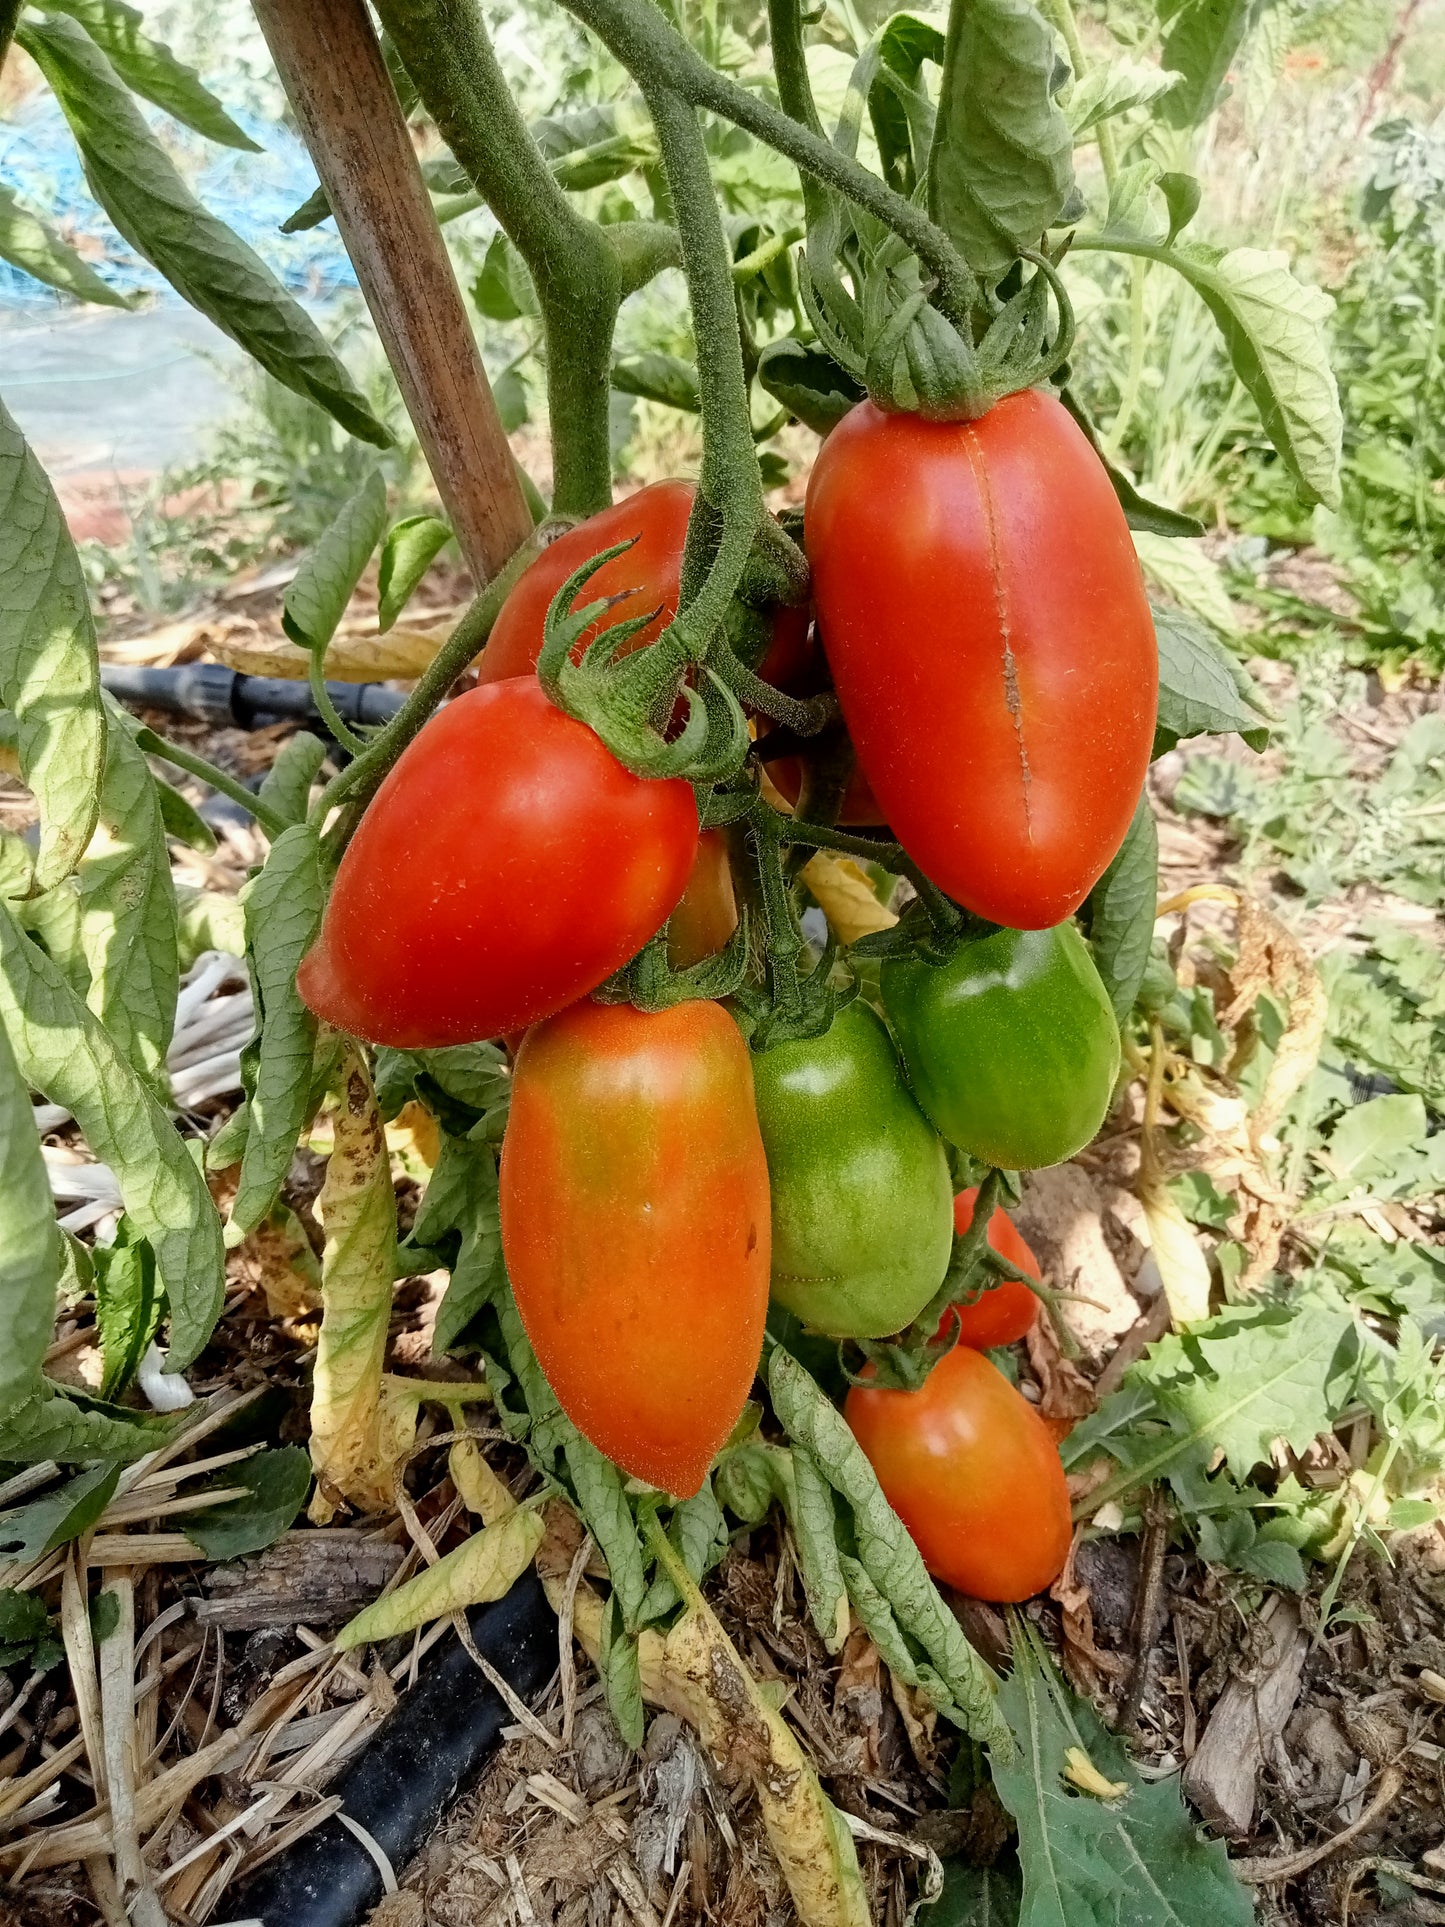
[249,0,534,587]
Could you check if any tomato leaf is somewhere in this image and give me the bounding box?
[77,705,180,1087]
[473,232,540,322]
[767,1345,1011,1753]
[0,900,224,1370]
[1065,59,1181,135]
[928,1859,1023,1927]
[94,1220,160,1401]
[377,515,454,633]
[757,338,865,436]
[0,401,106,892]
[16,15,389,447]
[1156,0,1256,129]
[532,99,658,191]
[282,469,390,653]
[1084,792,1158,1022]
[0,1463,122,1563]
[611,352,701,414]
[0,1386,174,1466]
[0,183,131,307]
[1135,531,1238,633]
[0,1005,62,1424]
[410,1133,507,1354]
[599,1588,646,1750]
[1153,604,1272,751]
[256,731,327,830]
[184,1445,312,1560]
[229,823,324,1238]
[32,0,260,149]
[789,1446,850,1654]
[991,1618,1256,1927]
[335,1505,545,1649]
[927,0,1077,281]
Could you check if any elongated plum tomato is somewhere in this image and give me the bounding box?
[944,1188,1040,1350]
[296,678,697,1048]
[478,478,811,687]
[882,921,1119,1170]
[845,1346,1071,1602]
[500,999,771,1497]
[752,1001,952,1338]
[804,390,1158,929]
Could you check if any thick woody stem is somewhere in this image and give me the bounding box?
[249,0,533,583]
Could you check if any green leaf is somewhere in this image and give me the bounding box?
[89,1587,120,1644]
[0,1463,120,1562]
[1153,604,1272,750]
[610,352,700,414]
[94,1220,160,1401]
[790,1445,849,1652]
[153,775,215,853]
[1136,534,1237,635]
[1238,1538,1307,1589]
[0,1384,174,1464]
[377,515,453,633]
[0,1008,61,1420]
[281,469,390,653]
[230,824,325,1237]
[281,183,332,235]
[176,886,245,964]
[991,1620,1255,1927]
[16,15,389,448]
[0,904,224,1368]
[1065,59,1181,135]
[1387,1498,1438,1531]
[756,338,865,435]
[472,232,539,322]
[0,1588,51,1653]
[532,100,658,191]
[33,0,260,149]
[1327,1093,1428,1185]
[868,13,947,196]
[77,705,180,1084]
[1156,0,1255,129]
[0,400,105,891]
[410,1131,506,1352]
[928,1858,1022,1927]
[184,1445,312,1559]
[841,1552,962,1718]
[0,183,131,307]
[599,1588,645,1749]
[257,731,327,830]
[768,1346,1009,1751]
[927,0,1076,281]
[1085,792,1157,1022]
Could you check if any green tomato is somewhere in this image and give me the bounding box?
[881,922,1120,1170]
[751,1000,953,1339]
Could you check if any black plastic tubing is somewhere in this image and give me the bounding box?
[238,1569,557,1925]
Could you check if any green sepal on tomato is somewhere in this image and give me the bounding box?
[297,676,698,1048]
[478,479,811,689]
[845,1345,1071,1603]
[750,1000,953,1340]
[943,1188,1040,1350]
[499,998,770,1499]
[804,388,1158,930]
[882,921,1119,1171]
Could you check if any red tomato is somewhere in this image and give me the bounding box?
[943,1188,1041,1349]
[845,1346,1071,1602]
[297,678,698,1048]
[765,747,885,826]
[804,389,1158,929]
[478,479,810,688]
[501,999,771,1497]
[667,830,738,969]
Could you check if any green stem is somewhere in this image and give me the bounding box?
[558,0,978,325]
[373,0,620,515]
[307,651,366,757]
[766,0,825,138]
[644,85,765,641]
[609,218,684,295]
[132,729,289,841]
[1039,0,1117,188]
[310,536,541,827]
[0,0,22,64]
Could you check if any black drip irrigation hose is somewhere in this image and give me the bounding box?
[237,1570,557,1926]
[100,663,405,737]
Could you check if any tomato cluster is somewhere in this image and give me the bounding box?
[298,385,1154,1598]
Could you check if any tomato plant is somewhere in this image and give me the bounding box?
[500,997,770,1497]
[751,1000,953,1338]
[882,922,1120,1170]
[805,391,1158,930]
[298,676,698,1046]
[944,1188,1040,1350]
[845,1345,1072,1602]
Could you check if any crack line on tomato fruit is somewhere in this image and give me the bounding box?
[965,427,1032,839]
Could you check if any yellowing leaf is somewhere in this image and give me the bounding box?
[450,1436,515,1524]
[207,625,446,684]
[1138,1169,1212,1327]
[1062,1745,1129,1800]
[308,1052,398,1521]
[335,1506,545,1649]
[801,854,898,945]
